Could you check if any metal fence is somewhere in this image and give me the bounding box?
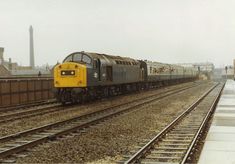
[0,78,54,107]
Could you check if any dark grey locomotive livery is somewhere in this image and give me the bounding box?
[54,51,197,104]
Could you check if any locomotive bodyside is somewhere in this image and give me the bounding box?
[54,52,144,104]
[54,52,198,104]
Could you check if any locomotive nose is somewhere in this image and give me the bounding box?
[54,62,87,88]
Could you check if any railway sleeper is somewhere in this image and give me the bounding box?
[158,143,189,147]
[161,139,191,142]
[167,136,193,140]
[154,147,187,150]
[150,150,184,154]
[144,155,182,160]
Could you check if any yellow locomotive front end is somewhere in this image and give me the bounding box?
[54,61,87,104]
[54,62,87,88]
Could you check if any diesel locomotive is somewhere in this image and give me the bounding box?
[54,51,198,104]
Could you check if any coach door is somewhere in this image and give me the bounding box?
[139,60,147,81]
[141,68,144,81]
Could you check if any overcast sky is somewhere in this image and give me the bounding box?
[0,0,235,67]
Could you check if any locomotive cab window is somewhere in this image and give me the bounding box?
[63,55,73,62]
[73,53,82,62]
[82,55,91,64]
[63,53,91,65]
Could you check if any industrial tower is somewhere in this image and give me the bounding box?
[29,25,35,68]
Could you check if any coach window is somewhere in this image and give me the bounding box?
[82,55,91,64]
[73,53,82,62]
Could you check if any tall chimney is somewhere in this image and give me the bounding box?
[29,25,35,68]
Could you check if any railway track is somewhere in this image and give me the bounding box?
[0,82,204,161]
[0,103,62,124]
[123,82,224,164]
[0,82,201,125]
[0,100,58,113]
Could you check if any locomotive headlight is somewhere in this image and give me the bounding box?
[61,70,75,76]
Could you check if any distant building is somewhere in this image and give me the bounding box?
[178,62,214,73]
[0,47,4,64]
[0,26,54,77]
[234,59,235,78]
[177,62,214,80]
[0,65,10,77]
[0,47,51,77]
[0,47,11,76]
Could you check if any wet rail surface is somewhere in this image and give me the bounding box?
[0,82,203,162]
[123,82,224,164]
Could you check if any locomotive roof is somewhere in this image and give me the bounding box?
[84,52,138,62]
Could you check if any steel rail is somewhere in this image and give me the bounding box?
[181,82,225,163]
[0,104,62,124]
[0,83,199,142]
[0,83,202,159]
[124,83,220,164]
[0,99,57,113]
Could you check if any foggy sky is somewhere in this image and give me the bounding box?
[0,0,235,67]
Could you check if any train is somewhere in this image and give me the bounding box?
[54,51,198,104]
